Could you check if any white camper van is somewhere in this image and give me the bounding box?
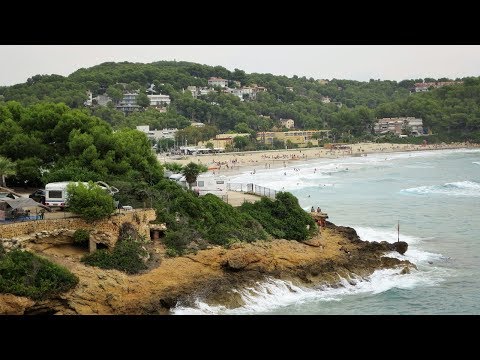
[44,181,119,208]
[168,173,227,197]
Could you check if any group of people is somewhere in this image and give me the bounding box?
[310,206,322,213]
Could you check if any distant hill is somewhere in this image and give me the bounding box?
[0,61,479,141]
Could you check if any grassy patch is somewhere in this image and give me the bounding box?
[0,249,78,300]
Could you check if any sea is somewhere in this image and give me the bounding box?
[173,148,480,315]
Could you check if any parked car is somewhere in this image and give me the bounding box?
[29,189,46,204]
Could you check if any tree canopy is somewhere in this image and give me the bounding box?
[1,61,477,142]
[0,101,163,187]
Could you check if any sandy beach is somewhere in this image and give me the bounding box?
[159,142,479,176]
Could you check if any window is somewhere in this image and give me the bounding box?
[197,181,204,187]
[48,190,62,199]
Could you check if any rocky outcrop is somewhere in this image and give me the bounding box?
[360,240,408,255]
[0,222,415,315]
[0,294,35,315]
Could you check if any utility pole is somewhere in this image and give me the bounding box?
[397,220,400,243]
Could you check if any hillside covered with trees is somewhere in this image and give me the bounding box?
[0,61,479,142]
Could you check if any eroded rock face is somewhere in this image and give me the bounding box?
[0,294,35,315]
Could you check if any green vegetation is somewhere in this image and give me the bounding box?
[240,192,316,241]
[0,101,163,187]
[181,162,208,189]
[81,236,149,274]
[0,61,477,146]
[164,162,183,173]
[0,156,16,187]
[0,248,78,300]
[66,182,116,221]
[73,229,90,247]
[151,180,268,254]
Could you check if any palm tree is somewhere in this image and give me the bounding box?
[164,162,184,173]
[181,162,207,190]
[0,156,16,187]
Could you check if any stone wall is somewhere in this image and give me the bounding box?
[0,209,157,251]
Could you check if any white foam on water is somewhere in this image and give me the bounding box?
[354,226,421,245]
[473,161,480,165]
[227,148,479,191]
[401,181,480,197]
[353,226,447,265]
[172,265,446,315]
[172,223,452,315]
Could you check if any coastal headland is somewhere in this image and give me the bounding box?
[0,220,412,315]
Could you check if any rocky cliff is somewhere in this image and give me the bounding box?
[1,221,413,315]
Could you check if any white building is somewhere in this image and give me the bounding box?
[84,90,93,106]
[199,87,215,96]
[186,86,198,98]
[136,125,178,141]
[148,94,171,106]
[208,77,229,88]
[116,92,140,113]
[374,117,425,136]
[95,94,112,106]
[225,88,244,101]
[280,118,295,129]
[191,122,205,128]
[85,93,112,107]
[321,96,331,104]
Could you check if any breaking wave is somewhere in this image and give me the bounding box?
[401,181,480,197]
[172,226,449,315]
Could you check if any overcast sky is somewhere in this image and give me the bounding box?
[1,45,479,86]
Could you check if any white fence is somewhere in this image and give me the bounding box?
[227,183,277,199]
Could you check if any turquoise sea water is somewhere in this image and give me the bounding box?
[174,149,480,315]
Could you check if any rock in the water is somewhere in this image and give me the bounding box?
[392,241,408,255]
[400,266,410,275]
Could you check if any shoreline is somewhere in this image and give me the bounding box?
[159,142,480,177]
[0,222,413,314]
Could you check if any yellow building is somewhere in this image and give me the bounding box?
[198,133,250,148]
[256,130,331,147]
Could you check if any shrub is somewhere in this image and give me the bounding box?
[0,250,78,300]
[165,248,179,258]
[240,192,316,241]
[73,229,90,246]
[163,226,199,256]
[153,180,268,247]
[67,181,116,221]
[81,237,148,274]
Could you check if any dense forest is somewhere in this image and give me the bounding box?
[0,61,479,144]
[0,101,163,187]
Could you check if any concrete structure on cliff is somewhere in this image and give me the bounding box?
[0,209,163,253]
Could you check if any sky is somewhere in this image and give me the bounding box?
[1,45,480,86]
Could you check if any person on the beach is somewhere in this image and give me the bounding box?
[311,206,315,212]
[317,207,321,213]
